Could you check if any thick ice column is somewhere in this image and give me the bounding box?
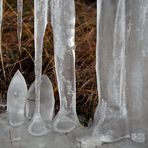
[17,0,23,52]
[125,0,148,143]
[94,0,129,142]
[51,0,80,133]
[28,0,49,136]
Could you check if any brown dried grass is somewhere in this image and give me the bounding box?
[0,0,97,125]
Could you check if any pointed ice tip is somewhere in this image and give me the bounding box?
[15,69,22,76]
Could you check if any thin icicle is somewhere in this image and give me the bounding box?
[17,0,23,52]
[0,0,5,80]
[28,0,49,136]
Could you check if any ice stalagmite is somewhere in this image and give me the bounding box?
[125,0,148,143]
[25,75,55,122]
[7,70,27,126]
[51,0,80,133]
[28,0,49,136]
[17,0,23,51]
[94,0,129,143]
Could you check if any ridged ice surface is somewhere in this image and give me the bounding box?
[51,0,80,133]
[7,70,27,126]
[25,75,55,121]
[17,0,23,51]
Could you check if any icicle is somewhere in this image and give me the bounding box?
[0,0,5,80]
[51,0,80,133]
[25,75,55,121]
[7,70,27,126]
[17,0,23,52]
[28,0,49,136]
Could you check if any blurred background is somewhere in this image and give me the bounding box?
[0,0,97,126]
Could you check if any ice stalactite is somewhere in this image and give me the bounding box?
[17,0,23,52]
[51,0,80,133]
[94,0,129,143]
[28,0,49,136]
[0,0,5,80]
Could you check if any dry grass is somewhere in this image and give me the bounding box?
[0,0,97,125]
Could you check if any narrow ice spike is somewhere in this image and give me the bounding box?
[17,0,23,52]
[25,75,55,121]
[51,0,80,133]
[7,70,27,126]
[28,0,49,136]
[0,0,6,79]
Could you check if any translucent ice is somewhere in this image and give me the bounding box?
[28,0,49,136]
[25,75,55,121]
[51,0,80,133]
[0,0,5,79]
[125,0,148,143]
[7,70,27,126]
[17,0,23,51]
[94,0,129,143]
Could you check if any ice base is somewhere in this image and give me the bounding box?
[0,113,148,148]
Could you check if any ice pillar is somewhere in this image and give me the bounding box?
[51,0,80,133]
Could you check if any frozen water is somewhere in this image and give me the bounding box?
[17,0,23,51]
[51,0,80,133]
[125,0,148,143]
[0,0,5,79]
[94,0,129,143]
[25,75,55,121]
[28,0,49,136]
[7,70,27,126]
[79,0,148,146]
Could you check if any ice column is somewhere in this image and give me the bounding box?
[17,0,23,52]
[51,0,80,133]
[28,0,49,136]
[94,0,129,142]
[125,0,148,143]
